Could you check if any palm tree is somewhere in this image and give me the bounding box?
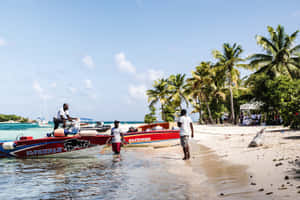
[213,43,245,124]
[167,74,189,111]
[185,76,205,123]
[248,25,300,79]
[146,78,169,121]
[186,62,224,124]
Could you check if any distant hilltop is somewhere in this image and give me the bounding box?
[0,114,34,123]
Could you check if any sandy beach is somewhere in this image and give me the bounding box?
[115,123,300,199]
[185,125,300,199]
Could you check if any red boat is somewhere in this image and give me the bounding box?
[0,122,180,158]
[0,134,111,158]
[123,122,180,146]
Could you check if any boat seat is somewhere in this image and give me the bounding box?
[54,128,65,137]
[79,130,98,136]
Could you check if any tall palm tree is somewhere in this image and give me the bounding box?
[248,25,300,79]
[167,74,189,110]
[146,78,169,121]
[186,62,224,124]
[185,76,205,123]
[213,43,245,123]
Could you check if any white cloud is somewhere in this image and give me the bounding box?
[115,52,165,102]
[84,79,93,89]
[115,52,136,74]
[33,81,51,100]
[68,87,77,94]
[33,81,43,93]
[82,55,95,69]
[50,82,57,88]
[88,93,97,100]
[147,69,164,81]
[0,37,6,46]
[128,84,147,100]
[135,69,164,82]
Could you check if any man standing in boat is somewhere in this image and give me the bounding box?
[177,109,194,160]
[53,103,77,130]
[110,120,124,155]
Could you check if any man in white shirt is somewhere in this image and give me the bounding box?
[177,109,194,160]
[53,103,76,130]
[110,120,124,155]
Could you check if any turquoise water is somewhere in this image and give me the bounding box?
[0,124,209,200]
[0,123,39,130]
[0,124,52,142]
[0,122,143,141]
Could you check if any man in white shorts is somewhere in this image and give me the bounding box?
[178,109,194,160]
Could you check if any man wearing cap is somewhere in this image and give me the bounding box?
[110,120,124,155]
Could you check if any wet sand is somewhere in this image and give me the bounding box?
[133,142,267,200]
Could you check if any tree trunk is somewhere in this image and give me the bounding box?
[206,102,214,124]
[229,81,235,124]
[197,96,203,124]
[161,105,165,121]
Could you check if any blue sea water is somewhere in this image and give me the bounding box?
[0,123,259,200]
[0,122,144,142]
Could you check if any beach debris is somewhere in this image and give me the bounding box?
[250,175,253,178]
[296,186,300,189]
[278,187,287,190]
[285,175,289,180]
[248,128,265,147]
[265,192,273,195]
[298,190,300,194]
[275,162,283,167]
[250,182,256,185]
[258,188,264,192]
[273,158,277,162]
[220,193,224,196]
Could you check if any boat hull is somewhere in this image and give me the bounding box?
[123,130,180,146]
[0,135,110,158]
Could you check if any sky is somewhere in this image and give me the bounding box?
[0,0,299,121]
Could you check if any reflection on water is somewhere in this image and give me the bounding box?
[0,147,199,200]
[0,143,266,200]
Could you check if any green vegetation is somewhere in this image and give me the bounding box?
[0,114,29,123]
[145,25,300,129]
[144,106,157,124]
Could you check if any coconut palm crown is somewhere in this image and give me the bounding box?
[167,74,189,110]
[248,25,300,79]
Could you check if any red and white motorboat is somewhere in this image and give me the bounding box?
[0,122,180,158]
[123,122,180,146]
[0,134,111,158]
